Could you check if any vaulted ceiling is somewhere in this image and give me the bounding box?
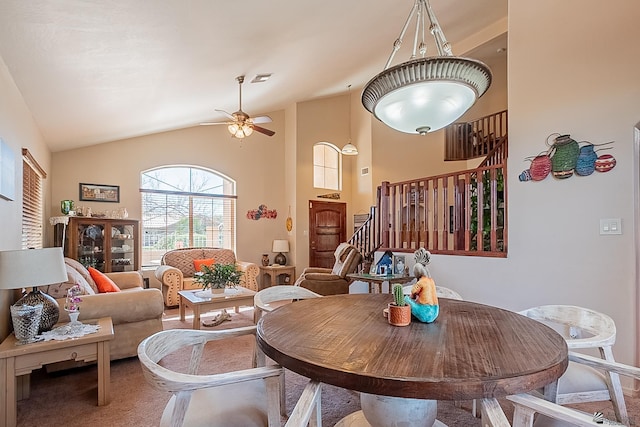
[0,0,507,152]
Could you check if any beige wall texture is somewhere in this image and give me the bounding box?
[51,110,287,266]
[295,94,355,271]
[0,55,52,339]
[428,0,639,368]
[1,1,639,372]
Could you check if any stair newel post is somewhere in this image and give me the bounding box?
[379,182,391,249]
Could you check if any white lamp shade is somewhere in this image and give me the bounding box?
[0,248,67,290]
[373,81,477,134]
[341,143,359,156]
[362,57,491,135]
[272,240,290,253]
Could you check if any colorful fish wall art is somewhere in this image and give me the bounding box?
[246,204,278,220]
[519,133,615,182]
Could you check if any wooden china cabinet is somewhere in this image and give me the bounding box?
[54,217,140,273]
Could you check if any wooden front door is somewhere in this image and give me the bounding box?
[308,200,347,268]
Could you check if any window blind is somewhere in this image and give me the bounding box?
[22,149,46,249]
[140,190,236,266]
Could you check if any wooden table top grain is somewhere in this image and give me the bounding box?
[256,294,568,400]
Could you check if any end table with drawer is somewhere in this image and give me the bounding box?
[0,317,114,427]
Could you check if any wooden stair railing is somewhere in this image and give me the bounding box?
[348,205,381,270]
[445,110,508,161]
[351,111,508,258]
[377,135,507,256]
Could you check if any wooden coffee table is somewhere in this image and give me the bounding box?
[0,317,114,427]
[179,287,256,329]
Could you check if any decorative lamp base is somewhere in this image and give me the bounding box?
[274,252,287,266]
[15,288,60,333]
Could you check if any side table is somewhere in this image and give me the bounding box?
[259,265,296,289]
[346,273,413,294]
[0,317,114,427]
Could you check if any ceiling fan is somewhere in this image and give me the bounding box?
[200,75,275,138]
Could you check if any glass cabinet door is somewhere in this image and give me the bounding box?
[75,222,106,271]
[109,223,136,272]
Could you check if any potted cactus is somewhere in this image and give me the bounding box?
[387,284,411,326]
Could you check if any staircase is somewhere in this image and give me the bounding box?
[349,110,508,258]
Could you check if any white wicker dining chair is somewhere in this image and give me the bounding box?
[487,352,640,427]
[254,285,322,323]
[518,305,627,425]
[137,326,283,427]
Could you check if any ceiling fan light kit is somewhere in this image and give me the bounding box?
[362,0,492,135]
[200,75,275,139]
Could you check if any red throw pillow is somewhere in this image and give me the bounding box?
[88,267,121,293]
[193,258,216,272]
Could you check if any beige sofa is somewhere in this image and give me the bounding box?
[44,258,164,360]
[154,247,259,307]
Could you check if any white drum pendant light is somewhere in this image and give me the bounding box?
[362,0,492,135]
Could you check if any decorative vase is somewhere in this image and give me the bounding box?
[387,303,411,326]
[68,310,80,324]
[211,288,225,294]
[61,200,74,215]
[10,304,43,344]
[15,288,60,333]
[262,254,270,266]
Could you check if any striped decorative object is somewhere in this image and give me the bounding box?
[551,134,579,179]
[595,154,617,172]
[530,154,552,181]
[575,144,597,176]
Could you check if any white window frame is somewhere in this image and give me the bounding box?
[313,142,342,191]
[140,165,236,267]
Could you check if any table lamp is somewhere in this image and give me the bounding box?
[0,248,68,339]
[272,239,289,266]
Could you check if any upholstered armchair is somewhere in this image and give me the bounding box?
[294,243,362,295]
[155,247,259,307]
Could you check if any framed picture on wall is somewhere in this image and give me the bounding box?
[0,139,15,201]
[79,183,120,202]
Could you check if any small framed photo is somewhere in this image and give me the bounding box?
[79,183,120,203]
[369,262,377,275]
[393,255,406,275]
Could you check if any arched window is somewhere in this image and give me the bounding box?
[140,166,236,266]
[313,142,342,191]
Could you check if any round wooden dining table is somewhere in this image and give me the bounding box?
[256,293,568,426]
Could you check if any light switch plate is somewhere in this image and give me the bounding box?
[600,218,622,235]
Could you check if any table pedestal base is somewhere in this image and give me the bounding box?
[335,411,447,427]
[334,393,446,427]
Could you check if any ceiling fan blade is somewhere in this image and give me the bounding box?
[200,121,229,126]
[252,125,275,137]
[214,109,235,120]
[252,115,272,124]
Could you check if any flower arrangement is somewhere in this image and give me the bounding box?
[64,284,83,312]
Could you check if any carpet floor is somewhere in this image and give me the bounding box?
[14,307,640,426]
